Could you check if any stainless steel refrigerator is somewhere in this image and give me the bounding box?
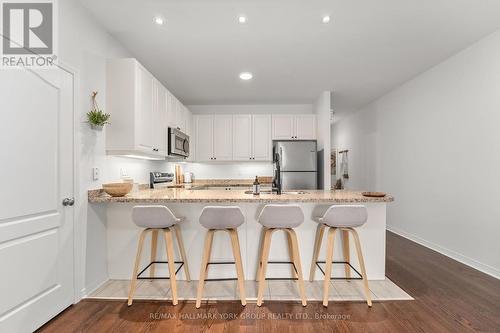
[273,140,317,190]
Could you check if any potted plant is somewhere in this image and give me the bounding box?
[87,91,110,130]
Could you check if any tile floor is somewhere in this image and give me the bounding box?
[87,278,413,302]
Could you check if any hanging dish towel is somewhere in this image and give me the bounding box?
[341,151,349,179]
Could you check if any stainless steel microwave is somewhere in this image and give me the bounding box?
[168,127,189,158]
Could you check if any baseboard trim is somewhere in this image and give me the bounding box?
[81,278,109,299]
[386,225,500,280]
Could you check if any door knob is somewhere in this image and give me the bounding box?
[62,198,75,206]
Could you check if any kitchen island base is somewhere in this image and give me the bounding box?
[105,202,387,281]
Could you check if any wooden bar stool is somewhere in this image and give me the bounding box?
[256,204,307,307]
[195,206,246,308]
[128,205,191,306]
[310,205,372,307]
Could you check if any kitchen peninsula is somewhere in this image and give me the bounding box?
[89,186,393,282]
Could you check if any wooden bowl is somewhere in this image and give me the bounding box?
[362,191,386,198]
[102,182,133,197]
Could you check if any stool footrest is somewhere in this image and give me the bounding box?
[137,261,184,280]
[262,261,299,281]
[203,261,238,282]
[315,261,363,280]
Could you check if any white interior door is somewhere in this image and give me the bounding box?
[0,67,74,332]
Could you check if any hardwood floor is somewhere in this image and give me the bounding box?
[38,231,500,332]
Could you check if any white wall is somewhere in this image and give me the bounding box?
[59,0,169,297]
[332,29,500,278]
[181,162,273,180]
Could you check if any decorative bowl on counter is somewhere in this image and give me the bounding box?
[362,191,386,198]
[102,182,133,197]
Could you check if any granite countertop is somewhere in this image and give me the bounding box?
[88,187,394,204]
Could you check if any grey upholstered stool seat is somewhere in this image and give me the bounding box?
[196,206,246,308]
[128,206,190,306]
[256,204,307,307]
[310,205,372,307]
[315,205,368,228]
[258,204,304,228]
[199,206,245,229]
[132,205,182,228]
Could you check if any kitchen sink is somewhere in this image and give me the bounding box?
[244,190,307,195]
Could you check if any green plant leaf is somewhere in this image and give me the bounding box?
[87,109,111,126]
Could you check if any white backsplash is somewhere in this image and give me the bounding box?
[179,162,273,180]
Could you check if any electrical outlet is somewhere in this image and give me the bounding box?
[92,167,99,181]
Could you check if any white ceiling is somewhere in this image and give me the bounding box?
[79,0,500,111]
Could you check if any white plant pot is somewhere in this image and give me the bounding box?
[90,123,104,131]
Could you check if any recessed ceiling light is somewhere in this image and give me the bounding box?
[238,16,247,24]
[322,15,331,23]
[154,16,165,25]
[239,72,253,80]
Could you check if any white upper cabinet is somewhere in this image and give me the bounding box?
[106,58,189,159]
[232,114,252,160]
[232,114,272,161]
[294,114,316,140]
[252,114,272,160]
[166,92,188,133]
[106,58,165,158]
[136,65,154,151]
[185,107,195,161]
[153,80,167,155]
[194,114,214,162]
[272,114,316,140]
[213,114,233,161]
[272,114,295,140]
[166,91,176,130]
[176,100,185,132]
[194,114,234,161]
